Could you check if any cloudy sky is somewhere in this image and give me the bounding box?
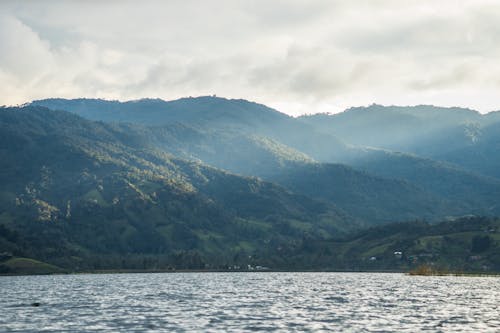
[2,0,500,115]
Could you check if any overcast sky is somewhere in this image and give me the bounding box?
[2,0,500,115]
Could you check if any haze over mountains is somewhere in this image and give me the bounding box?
[1,96,500,272]
[32,96,500,217]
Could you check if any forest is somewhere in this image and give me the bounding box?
[1,97,500,273]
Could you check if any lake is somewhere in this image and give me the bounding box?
[1,272,499,332]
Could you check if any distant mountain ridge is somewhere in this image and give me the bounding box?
[32,97,352,162]
[30,97,500,218]
[299,104,482,149]
[30,97,500,222]
[32,96,289,127]
[1,96,499,272]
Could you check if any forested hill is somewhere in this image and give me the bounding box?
[0,106,353,271]
[1,97,500,273]
[32,97,288,127]
[31,97,500,219]
[267,216,500,272]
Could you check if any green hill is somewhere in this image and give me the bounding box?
[0,106,352,271]
[265,163,457,224]
[299,104,481,151]
[0,257,65,275]
[3,97,499,272]
[30,97,500,221]
[346,149,500,216]
[259,216,500,272]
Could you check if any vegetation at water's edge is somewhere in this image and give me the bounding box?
[253,216,500,273]
[1,216,499,275]
[0,257,65,275]
[408,264,500,276]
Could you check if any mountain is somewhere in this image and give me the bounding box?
[31,97,352,162]
[3,96,500,273]
[30,97,500,220]
[146,124,316,177]
[0,106,353,270]
[32,96,288,128]
[431,122,500,179]
[299,104,481,152]
[299,104,500,181]
[345,149,500,216]
[147,125,457,223]
[262,163,456,224]
[296,104,500,214]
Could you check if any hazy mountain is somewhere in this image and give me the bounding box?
[298,104,500,181]
[39,97,500,181]
[31,97,352,162]
[299,104,481,151]
[435,121,500,179]
[0,106,353,269]
[483,110,500,125]
[263,163,458,224]
[146,124,316,177]
[30,97,500,220]
[32,96,288,128]
[144,125,458,224]
[4,97,500,272]
[345,149,500,216]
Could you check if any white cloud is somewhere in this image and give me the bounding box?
[1,0,500,115]
[0,15,53,80]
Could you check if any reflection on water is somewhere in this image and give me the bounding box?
[1,272,499,332]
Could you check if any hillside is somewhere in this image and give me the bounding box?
[31,97,352,162]
[259,216,500,272]
[435,122,500,179]
[118,125,457,223]
[346,149,500,216]
[30,97,500,221]
[299,104,481,151]
[32,97,289,128]
[146,124,316,177]
[265,163,457,224]
[0,106,352,270]
[3,97,500,272]
[299,104,500,181]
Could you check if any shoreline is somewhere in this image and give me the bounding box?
[2,268,499,277]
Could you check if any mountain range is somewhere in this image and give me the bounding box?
[1,96,500,272]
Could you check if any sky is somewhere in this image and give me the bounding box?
[2,0,500,116]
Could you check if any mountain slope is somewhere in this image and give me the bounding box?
[30,97,500,221]
[0,106,353,270]
[91,121,462,224]
[433,122,500,179]
[146,124,315,177]
[32,97,289,127]
[299,104,500,181]
[346,149,500,216]
[148,125,458,223]
[31,97,353,162]
[4,97,500,272]
[265,163,457,224]
[299,104,481,151]
[266,216,500,272]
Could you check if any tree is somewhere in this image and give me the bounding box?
[471,235,492,253]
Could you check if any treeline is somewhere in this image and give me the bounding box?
[1,216,499,273]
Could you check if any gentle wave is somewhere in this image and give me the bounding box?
[1,272,499,332]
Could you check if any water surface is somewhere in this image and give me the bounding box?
[1,272,499,332]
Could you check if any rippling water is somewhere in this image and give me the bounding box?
[1,272,499,332]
